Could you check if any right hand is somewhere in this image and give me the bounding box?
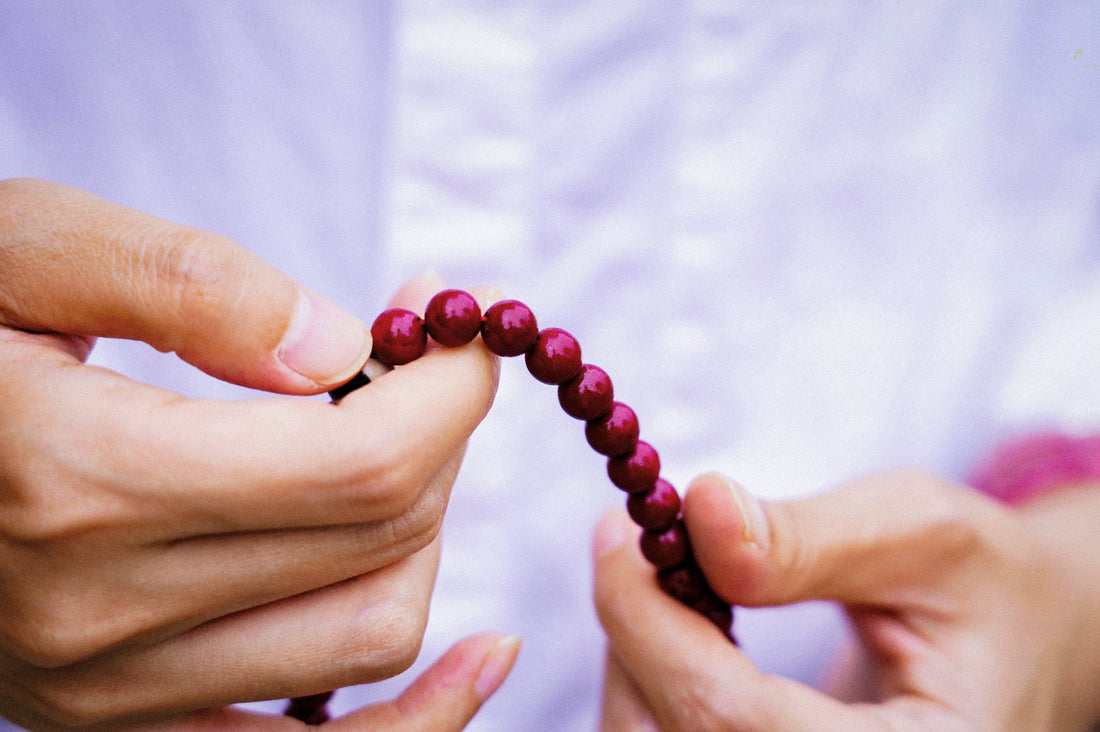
[0,178,501,729]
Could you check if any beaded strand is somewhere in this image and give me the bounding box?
[285,289,734,723]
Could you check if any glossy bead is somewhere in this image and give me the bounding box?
[692,591,735,642]
[285,692,334,724]
[657,562,708,606]
[639,519,690,569]
[558,364,614,420]
[525,328,582,384]
[425,289,483,347]
[481,299,539,357]
[607,441,660,493]
[627,477,681,530]
[370,308,427,365]
[585,401,639,457]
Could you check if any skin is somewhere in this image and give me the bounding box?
[0,178,516,730]
[595,469,1100,732]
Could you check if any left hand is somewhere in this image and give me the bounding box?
[594,469,1100,731]
[154,625,521,731]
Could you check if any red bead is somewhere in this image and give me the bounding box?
[481,300,538,357]
[370,308,427,365]
[657,562,708,606]
[627,477,681,530]
[285,692,334,724]
[525,328,582,384]
[607,441,660,493]
[639,519,690,569]
[558,364,614,420]
[585,401,639,457]
[424,289,482,347]
[692,591,735,642]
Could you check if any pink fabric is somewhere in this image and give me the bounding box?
[970,432,1100,505]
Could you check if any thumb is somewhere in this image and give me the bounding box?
[683,469,986,608]
[0,178,370,393]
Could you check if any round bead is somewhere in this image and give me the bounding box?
[692,591,735,642]
[585,401,639,457]
[627,477,681,530]
[424,289,482,347]
[656,562,708,606]
[285,692,334,724]
[607,441,661,493]
[525,328,582,384]
[481,299,539,357]
[639,519,690,569]
[558,364,614,420]
[370,308,427,365]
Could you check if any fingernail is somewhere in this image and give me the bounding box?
[278,287,372,387]
[475,635,522,702]
[592,509,634,560]
[722,476,770,551]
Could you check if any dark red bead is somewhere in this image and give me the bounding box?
[627,477,681,530]
[657,562,708,606]
[639,519,690,569]
[607,441,661,493]
[370,308,427,365]
[424,289,482,347]
[481,299,538,357]
[558,364,614,420]
[585,401,639,457]
[285,691,334,724]
[692,591,735,642]
[525,328,582,384]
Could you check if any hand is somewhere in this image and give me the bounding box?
[594,469,1100,731]
[0,178,500,729]
[166,631,520,731]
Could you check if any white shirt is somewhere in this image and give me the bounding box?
[3,2,1099,729]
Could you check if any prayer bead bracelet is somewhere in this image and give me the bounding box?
[286,289,734,723]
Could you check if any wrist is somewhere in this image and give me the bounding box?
[1017,485,1100,730]
[970,431,1100,729]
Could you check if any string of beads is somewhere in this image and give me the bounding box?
[286,289,734,723]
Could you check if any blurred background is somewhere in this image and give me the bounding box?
[3,2,1099,728]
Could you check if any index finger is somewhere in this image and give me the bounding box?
[1,320,498,538]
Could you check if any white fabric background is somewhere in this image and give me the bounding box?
[2,2,1099,729]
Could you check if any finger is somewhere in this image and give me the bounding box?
[0,537,444,729]
[592,510,888,732]
[0,178,370,393]
[681,470,1000,608]
[599,652,661,732]
[0,318,497,536]
[327,632,521,731]
[140,633,519,732]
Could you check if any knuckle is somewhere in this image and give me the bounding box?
[350,601,429,680]
[3,599,106,669]
[147,228,239,332]
[24,688,108,729]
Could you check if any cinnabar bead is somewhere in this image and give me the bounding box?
[627,477,681,530]
[585,401,639,457]
[481,300,539,357]
[656,562,708,606]
[285,692,334,724]
[425,289,482,347]
[525,328,582,384]
[370,308,427,365]
[639,519,690,569]
[558,364,614,420]
[692,591,735,642]
[607,441,660,493]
